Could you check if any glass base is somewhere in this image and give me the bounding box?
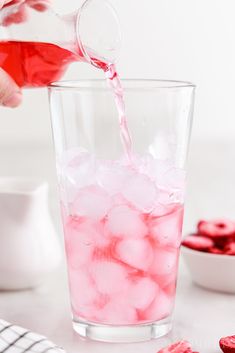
[72,317,172,343]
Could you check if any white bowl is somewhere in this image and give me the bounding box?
[181,245,235,294]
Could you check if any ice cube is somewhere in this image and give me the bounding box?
[91,221,111,248]
[115,238,153,271]
[64,218,94,268]
[157,190,173,205]
[58,149,98,203]
[106,205,148,238]
[156,168,186,204]
[123,173,159,212]
[143,289,173,321]
[96,163,134,195]
[98,296,137,325]
[69,268,97,308]
[90,261,128,295]
[153,167,185,203]
[150,203,171,217]
[64,217,110,268]
[154,272,177,290]
[69,268,105,322]
[140,156,184,191]
[154,163,173,188]
[71,185,112,221]
[164,168,186,190]
[150,206,183,247]
[112,193,128,206]
[150,247,178,276]
[164,280,177,297]
[133,154,161,180]
[65,151,97,188]
[72,303,95,321]
[129,277,159,310]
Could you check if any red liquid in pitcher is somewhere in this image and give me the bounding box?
[0,41,80,87]
[0,40,133,155]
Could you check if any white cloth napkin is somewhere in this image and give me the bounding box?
[0,320,65,353]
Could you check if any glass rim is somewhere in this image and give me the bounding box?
[48,79,196,92]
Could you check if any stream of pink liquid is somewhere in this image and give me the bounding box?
[105,63,133,160]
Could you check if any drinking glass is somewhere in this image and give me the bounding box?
[48,79,195,343]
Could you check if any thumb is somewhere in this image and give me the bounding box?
[0,68,22,107]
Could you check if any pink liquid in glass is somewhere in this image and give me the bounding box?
[63,198,183,325]
[60,148,185,325]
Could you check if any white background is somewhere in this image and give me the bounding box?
[1,0,235,144]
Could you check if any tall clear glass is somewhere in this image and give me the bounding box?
[48,80,195,343]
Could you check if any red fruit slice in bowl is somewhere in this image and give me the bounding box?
[157,340,193,353]
[224,242,235,255]
[219,335,235,353]
[198,219,235,239]
[182,235,214,251]
[208,247,224,254]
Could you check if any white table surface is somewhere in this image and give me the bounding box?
[0,140,235,353]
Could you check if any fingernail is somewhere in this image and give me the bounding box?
[3,92,22,108]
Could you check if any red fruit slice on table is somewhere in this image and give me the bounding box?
[224,242,235,255]
[220,335,235,353]
[198,219,235,239]
[182,235,214,251]
[157,340,193,353]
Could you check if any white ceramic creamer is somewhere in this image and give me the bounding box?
[0,178,61,290]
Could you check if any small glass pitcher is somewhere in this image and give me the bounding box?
[0,0,121,87]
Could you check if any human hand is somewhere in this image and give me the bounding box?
[0,1,23,107]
